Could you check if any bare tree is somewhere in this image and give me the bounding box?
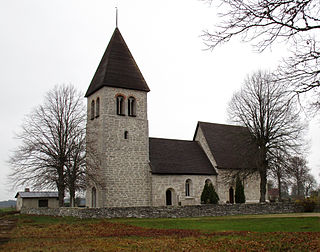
[228,70,306,202]
[65,127,86,207]
[203,0,320,110]
[287,155,316,197]
[304,173,317,196]
[269,152,291,201]
[9,85,86,206]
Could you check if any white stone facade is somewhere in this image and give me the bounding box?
[86,86,151,207]
[151,174,218,206]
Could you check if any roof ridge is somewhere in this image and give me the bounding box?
[149,137,194,142]
[198,121,247,129]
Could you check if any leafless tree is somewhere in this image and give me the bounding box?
[203,0,320,110]
[9,85,86,206]
[287,156,309,197]
[269,152,291,201]
[65,127,86,207]
[304,173,317,196]
[228,70,306,202]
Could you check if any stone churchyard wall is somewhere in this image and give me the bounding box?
[21,203,305,219]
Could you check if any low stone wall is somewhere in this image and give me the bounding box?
[21,203,305,219]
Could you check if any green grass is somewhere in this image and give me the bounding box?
[112,215,320,232]
[0,207,16,213]
[1,214,319,251]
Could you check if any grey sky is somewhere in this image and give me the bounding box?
[0,0,319,201]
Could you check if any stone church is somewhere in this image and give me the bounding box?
[85,28,260,208]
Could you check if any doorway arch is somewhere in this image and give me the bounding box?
[229,187,234,204]
[166,189,173,206]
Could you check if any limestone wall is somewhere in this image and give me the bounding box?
[151,174,218,206]
[86,87,151,208]
[217,170,260,203]
[21,203,305,219]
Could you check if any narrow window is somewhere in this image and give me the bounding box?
[91,100,95,120]
[92,187,96,208]
[124,131,128,139]
[116,95,125,115]
[38,199,48,207]
[185,179,191,196]
[166,189,172,205]
[128,97,136,117]
[96,97,100,118]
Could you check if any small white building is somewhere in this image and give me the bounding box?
[15,190,59,211]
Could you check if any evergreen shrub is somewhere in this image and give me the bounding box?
[201,183,219,204]
[235,176,246,203]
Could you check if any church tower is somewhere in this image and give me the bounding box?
[85,28,151,207]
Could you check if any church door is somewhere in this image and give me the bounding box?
[229,187,234,204]
[166,189,172,206]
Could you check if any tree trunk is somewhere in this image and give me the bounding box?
[58,166,65,207]
[259,169,267,202]
[58,186,65,207]
[69,187,75,207]
[277,172,282,202]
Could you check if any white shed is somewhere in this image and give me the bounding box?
[15,190,59,211]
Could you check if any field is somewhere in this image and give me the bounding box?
[0,213,319,251]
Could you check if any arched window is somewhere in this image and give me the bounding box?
[116,95,125,115]
[96,97,100,118]
[91,100,95,120]
[185,179,192,196]
[128,97,136,117]
[92,187,96,207]
[124,131,128,139]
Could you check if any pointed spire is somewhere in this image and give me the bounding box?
[85,28,150,97]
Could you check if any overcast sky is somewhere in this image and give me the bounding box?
[0,0,319,201]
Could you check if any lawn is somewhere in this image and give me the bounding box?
[112,214,320,232]
[1,213,319,251]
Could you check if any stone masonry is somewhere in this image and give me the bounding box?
[86,86,151,207]
[151,175,217,206]
[21,203,305,219]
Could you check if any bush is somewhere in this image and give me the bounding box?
[235,176,245,203]
[201,183,219,204]
[296,198,316,212]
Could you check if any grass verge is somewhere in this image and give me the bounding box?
[0,214,319,251]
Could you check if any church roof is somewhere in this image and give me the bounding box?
[149,138,217,175]
[194,122,258,170]
[85,28,150,97]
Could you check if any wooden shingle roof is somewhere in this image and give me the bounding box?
[194,122,258,170]
[149,138,217,175]
[85,28,150,97]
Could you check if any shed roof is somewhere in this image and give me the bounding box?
[194,122,258,170]
[149,137,217,175]
[85,28,150,97]
[15,191,59,199]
